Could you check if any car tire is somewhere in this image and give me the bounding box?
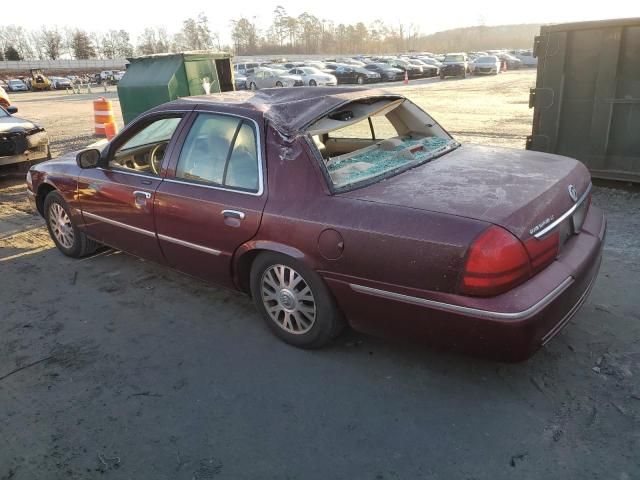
[249,82,257,90]
[250,252,345,349]
[309,80,317,86]
[275,81,283,87]
[357,76,365,85]
[44,191,101,258]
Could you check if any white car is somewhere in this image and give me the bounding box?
[470,56,501,75]
[514,50,538,67]
[288,67,337,86]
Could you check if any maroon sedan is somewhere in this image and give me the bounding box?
[26,88,605,361]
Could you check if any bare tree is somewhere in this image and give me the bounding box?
[71,30,96,59]
[137,27,170,55]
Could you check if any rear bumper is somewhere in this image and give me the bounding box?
[325,205,606,362]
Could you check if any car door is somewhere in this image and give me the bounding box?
[77,111,191,262]
[154,110,267,288]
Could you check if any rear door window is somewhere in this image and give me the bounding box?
[175,114,260,193]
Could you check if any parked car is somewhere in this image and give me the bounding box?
[406,58,439,77]
[440,53,468,79]
[246,69,303,89]
[470,56,501,75]
[383,58,423,79]
[7,79,29,92]
[26,87,605,361]
[498,53,522,70]
[50,77,73,90]
[332,65,381,85]
[364,63,404,81]
[234,62,260,76]
[287,67,337,86]
[514,49,538,67]
[235,74,247,90]
[0,105,50,167]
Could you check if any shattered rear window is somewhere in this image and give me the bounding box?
[307,98,458,191]
[327,137,452,188]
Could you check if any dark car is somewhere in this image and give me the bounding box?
[27,88,605,361]
[364,63,403,81]
[333,65,381,85]
[0,105,50,167]
[406,58,439,77]
[498,53,522,70]
[384,58,423,79]
[440,53,468,79]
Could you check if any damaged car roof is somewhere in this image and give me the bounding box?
[174,87,403,135]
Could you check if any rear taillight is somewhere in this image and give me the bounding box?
[524,231,560,273]
[460,226,531,296]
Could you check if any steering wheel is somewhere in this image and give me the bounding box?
[149,142,167,175]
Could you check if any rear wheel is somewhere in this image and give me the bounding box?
[250,252,344,348]
[275,81,283,87]
[44,191,101,258]
[249,82,257,90]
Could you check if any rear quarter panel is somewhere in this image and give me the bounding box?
[245,127,489,295]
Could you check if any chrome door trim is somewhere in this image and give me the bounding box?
[96,167,160,181]
[349,277,574,321]
[221,209,245,220]
[533,183,592,239]
[133,190,152,199]
[157,233,222,256]
[82,211,156,238]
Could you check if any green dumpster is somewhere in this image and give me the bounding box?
[117,51,234,124]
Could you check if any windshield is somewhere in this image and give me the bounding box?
[301,67,322,74]
[9,80,22,85]
[307,99,459,191]
[444,55,464,62]
[478,56,498,63]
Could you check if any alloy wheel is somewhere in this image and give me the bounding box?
[49,203,74,249]
[260,264,316,334]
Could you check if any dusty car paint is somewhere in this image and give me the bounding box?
[28,87,606,361]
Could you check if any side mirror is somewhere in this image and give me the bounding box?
[76,149,101,169]
[7,106,17,114]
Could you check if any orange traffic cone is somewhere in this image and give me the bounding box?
[403,70,409,85]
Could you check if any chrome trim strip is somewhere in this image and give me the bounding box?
[221,209,245,220]
[82,211,156,237]
[157,233,221,256]
[541,261,599,344]
[534,183,592,239]
[349,277,574,321]
[96,167,159,181]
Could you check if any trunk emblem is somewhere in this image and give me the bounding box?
[568,185,578,202]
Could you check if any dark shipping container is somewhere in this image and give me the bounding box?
[527,17,640,182]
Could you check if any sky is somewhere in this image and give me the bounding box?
[13,0,640,44]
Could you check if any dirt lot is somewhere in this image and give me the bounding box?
[1,71,639,479]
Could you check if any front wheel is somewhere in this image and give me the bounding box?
[250,252,344,348]
[44,191,101,258]
[356,76,365,85]
[309,79,317,86]
[249,82,257,90]
[275,81,283,87]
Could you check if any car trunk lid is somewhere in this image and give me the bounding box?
[339,143,591,242]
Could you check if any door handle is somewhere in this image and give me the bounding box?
[133,190,152,199]
[221,209,245,220]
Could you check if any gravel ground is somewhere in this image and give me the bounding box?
[1,71,639,479]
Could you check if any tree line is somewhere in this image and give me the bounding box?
[0,8,539,61]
